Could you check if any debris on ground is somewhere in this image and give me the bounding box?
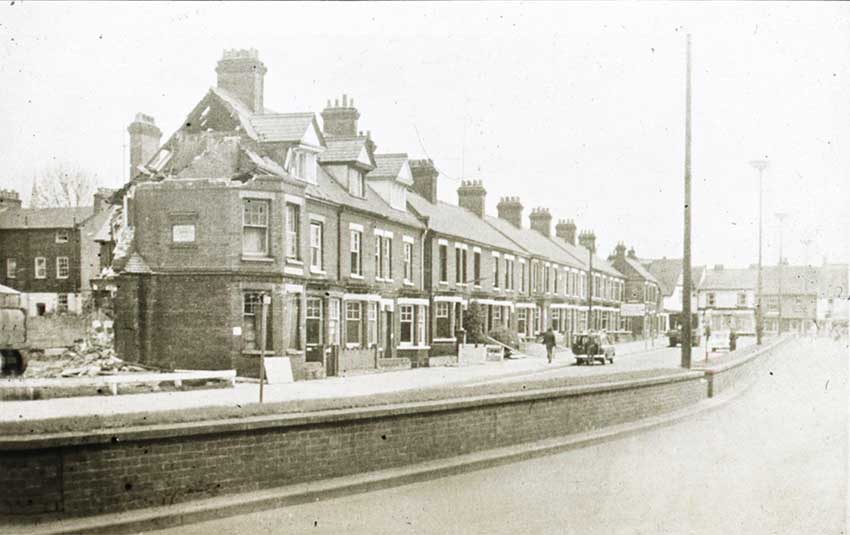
[23,325,152,379]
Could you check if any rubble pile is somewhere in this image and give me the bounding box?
[24,325,150,378]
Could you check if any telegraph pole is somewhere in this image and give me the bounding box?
[749,159,769,345]
[681,34,693,369]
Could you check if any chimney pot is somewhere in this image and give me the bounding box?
[410,159,439,204]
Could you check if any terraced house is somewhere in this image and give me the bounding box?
[110,48,631,378]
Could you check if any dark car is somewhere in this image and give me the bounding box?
[571,332,615,365]
[667,326,699,347]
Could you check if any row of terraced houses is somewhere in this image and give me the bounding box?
[92,48,672,378]
[8,49,842,380]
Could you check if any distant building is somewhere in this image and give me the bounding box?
[697,265,757,334]
[644,257,705,332]
[0,189,112,316]
[608,244,663,337]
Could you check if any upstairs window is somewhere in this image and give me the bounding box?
[285,203,301,260]
[439,244,448,283]
[382,237,392,280]
[473,251,481,287]
[56,256,69,279]
[348,168,365,198]
[520,261,526,293]
[55,230,69,244]
[6,258,16,279]
[374,235,382,278]
[34,257,47,279]
[350,230,363,276]
[493,257,500,288]
[707,292,716,307]
[291,150,317,184]
[737,292,747,306]
[309,221,323,271]
[505,259,514,290]
[242,199,270,256]
[403,242,413,282]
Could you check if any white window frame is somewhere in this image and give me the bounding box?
[400,304,414,345]
[285,203,301,261]
[56,256,69,279]
[55,230,69,244]
[350,230,363,277]
[403,241,413,283]
[6,258,16,279]
[309,221,323,272]
[34,257,47,279]
[345,301,363,347]
[242,198,270,257]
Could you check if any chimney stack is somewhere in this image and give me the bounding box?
[127,113,162,180]
[215,48,267,112]
[457,180,487,218]
[93,188,116,214]
[555,219,577,245]
[529,207,553,237]
[0,189,22,211]
[496,196,524,229]
[322,93,360,137]
[410,159,439,204]
[578,230,597,254]
[627,246,637,259]
[613,242,627,260]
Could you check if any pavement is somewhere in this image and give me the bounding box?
[145,337,848,535]
[2,337,670,423]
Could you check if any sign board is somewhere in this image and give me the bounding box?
[263,356,294,384]
[621,303,647,317]
[171,224,196,243]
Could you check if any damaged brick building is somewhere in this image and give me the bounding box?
[111,49,637,378]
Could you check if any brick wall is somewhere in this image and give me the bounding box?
[705,336,791,397]
[0,370,708,518]
[0,228,82,294]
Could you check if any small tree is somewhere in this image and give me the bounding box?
[29,164,98,208]
[463,302,485,343]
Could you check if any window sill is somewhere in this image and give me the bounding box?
[398,345,430,350]
[310,268,327,275]
[286,258,304,266]
[170,243,197,249]
[242,255,275,263]
[403,280,415,286]
[350,274,365,280]
[438,281,448,285]
[432,337,457,343]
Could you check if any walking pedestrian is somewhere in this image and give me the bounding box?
[543,327,557,364]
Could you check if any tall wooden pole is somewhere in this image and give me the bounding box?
[681,34,693,369]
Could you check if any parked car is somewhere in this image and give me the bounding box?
[571,332,615,365]
[667,326,699,347]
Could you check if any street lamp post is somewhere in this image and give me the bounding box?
[749,159,769,345]
[775,212,788,334]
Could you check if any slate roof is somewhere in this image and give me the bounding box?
[553,239,622,278]
[484,216,583,269]
[315,168,422,229]
[700,268,757,290]
[0,206,94,229]
[369,154,410,182]
[0,284,20,295]
[622,256,660,285]
[407,193,518,252]
[645,258,683,296]
[250,113,319,144]
[319,137,373,167]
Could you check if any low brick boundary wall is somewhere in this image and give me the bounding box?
[1,371,707,519]
[704,336,792,397]
[0,336,792,521]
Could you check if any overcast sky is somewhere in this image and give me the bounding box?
[1,2,847,268]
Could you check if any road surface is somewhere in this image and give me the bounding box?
[155,337,847,535]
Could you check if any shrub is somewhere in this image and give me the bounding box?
[463,303,486,343]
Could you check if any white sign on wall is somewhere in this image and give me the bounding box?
[172,224,196,243]
[621,303,647,317]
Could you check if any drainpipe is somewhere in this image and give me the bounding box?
[336,205,344,284]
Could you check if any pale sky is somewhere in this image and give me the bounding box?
[1,2,848,268]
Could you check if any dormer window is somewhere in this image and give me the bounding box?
[348,167,365,198]
[290,149,317,184]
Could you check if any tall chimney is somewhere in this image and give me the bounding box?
[497,197,524,228]
[93,188,116,214]
[612,242,627,261]
[127,113,162,180]
[0,189,22,211]
[555,219,577,245]
[529,207,553,237]
[410,159,439,204]
[578,230,597,254]
[322,93,360,137]
[215,48,267,112]
[627,246,637,259]
[457,180,487,218]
